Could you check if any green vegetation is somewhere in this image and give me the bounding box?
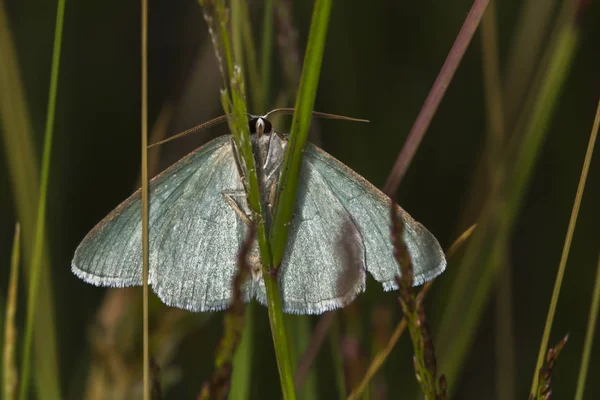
[1,0,599,399]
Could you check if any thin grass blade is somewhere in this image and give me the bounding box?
[574,250,600,400]
[17,0,66,398]
[3,224,20,400]
[527,60,596,400]
[0,1,61,397]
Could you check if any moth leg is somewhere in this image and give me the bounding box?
[222,191,252,226]
[265,156,284,182]
[268,180,278,216]
[263,131,276,169]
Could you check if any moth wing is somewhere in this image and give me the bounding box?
[304,143,446,289]
[251,158,366,314]
[72,135,250,311]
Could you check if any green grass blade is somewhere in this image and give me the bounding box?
[0,4,62,398]
[229,303,255,400]
[526,27,585,399]
[3,224,20,400]
[18,1,66,398]
[480,5,516,400]
[575,250,600,400]
[269,0,332,268]
[286,315,318,400]
[542,98,598,399]
[503,0,557,127]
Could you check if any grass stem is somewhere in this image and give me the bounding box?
[18,1,66,398]
[3,224,20,400]
[557,101,600,400]
[574,251,600,400]
[528,60,595,399]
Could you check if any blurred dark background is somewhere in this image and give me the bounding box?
[1,0,599,399]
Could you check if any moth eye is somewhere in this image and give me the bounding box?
[263,119,273,134]
[249,118,258,134]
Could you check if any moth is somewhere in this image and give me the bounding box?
[72,110,446,314]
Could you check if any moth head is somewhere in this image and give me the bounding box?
[249,116,273,137]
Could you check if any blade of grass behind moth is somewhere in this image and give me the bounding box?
[260,0,274,110]
[269,0,332,268]
[382,0,490,195]
[285,315,317,400]
[574,251,600,400]
[273,0,302,112]
[503,0,557,129]
[141,0,150,399]
[228,302,254,400]
[237,0,262,110]
[3,224,20,400]
[294,312,335,390]
[17,0,65,398]
[480,5,516,400]
[329,315,346,400]
[436,4,580,393]
[531,97,599,396]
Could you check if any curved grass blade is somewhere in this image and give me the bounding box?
[528,92,597,399]
[480,5,516,399]
[3,224,20,400]
[18,1,66,398]
[537,98,599,398]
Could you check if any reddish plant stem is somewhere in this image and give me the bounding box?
[383,0,491,196]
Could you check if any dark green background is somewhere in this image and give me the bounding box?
[1,0,599,398]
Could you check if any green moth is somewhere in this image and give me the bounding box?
[72,111,446,314]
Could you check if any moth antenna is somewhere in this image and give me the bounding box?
[263,107,369,123]
[148,114,229,148]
